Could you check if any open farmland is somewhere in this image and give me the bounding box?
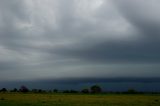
[0,93,160,106]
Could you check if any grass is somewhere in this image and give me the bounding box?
[0,93,160,106]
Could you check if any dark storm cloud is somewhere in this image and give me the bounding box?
[0,0,160,81]
[54,39,160,63]
[54,0,160,63]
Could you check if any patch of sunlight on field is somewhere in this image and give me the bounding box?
[0,93,160,106]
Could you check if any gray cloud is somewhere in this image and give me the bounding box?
[0,0,160,81]
[112,0,160,39]
[54,39,160,63]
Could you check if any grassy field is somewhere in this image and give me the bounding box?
[0,93,160,106]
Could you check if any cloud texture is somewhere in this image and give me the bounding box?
[0,0,160,81]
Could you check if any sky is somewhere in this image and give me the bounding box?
[0,0,160,82]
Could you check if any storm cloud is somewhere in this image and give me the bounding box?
[0,0,160,81]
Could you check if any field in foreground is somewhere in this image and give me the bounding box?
[0,93,160,106]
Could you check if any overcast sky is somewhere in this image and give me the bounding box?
[0,0,160,81]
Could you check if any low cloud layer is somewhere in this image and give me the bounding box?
[0,0,160,81]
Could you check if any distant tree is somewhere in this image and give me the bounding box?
[38,89,42,93]
[90,85,102,93]
[127,89,137,94]
[81,88,89,93]
[63,90,70,93]
[10,88,18,92]
[53,89,58,93]
[19,85,29,92]
[1,88,7,92]
[70,90,78,93]
[37,89,46,93]
[13,88,18,92]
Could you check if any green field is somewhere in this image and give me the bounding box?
[0,93,160,106]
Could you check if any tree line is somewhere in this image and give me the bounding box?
[0,85,160,94]
[0,85,101,93]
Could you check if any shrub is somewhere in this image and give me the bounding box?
[90,85,102,93]
[81,89,89,93]
[0,88,7,92]
[19,86,29,92]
